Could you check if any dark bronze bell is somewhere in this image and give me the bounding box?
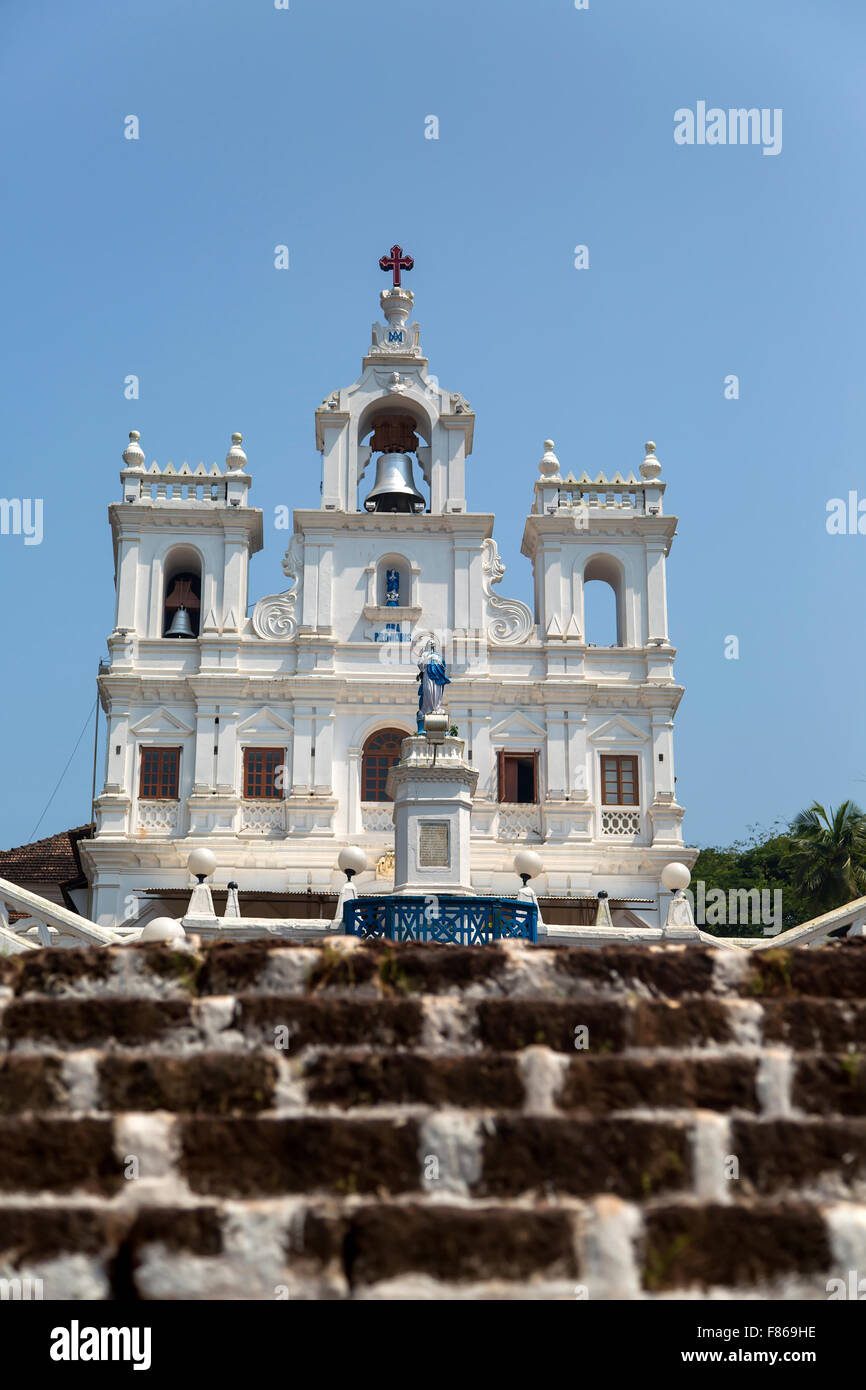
[165,606,196,638]
[363,452,425,513]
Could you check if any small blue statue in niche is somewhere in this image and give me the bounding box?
[416,639,451,733]
[385,568,400,607]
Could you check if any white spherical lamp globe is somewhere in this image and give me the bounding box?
[188,848,217,880]
[513,849,543,881]
[138,917,185,943]
[661,862,691,893]
[338,846,368,876]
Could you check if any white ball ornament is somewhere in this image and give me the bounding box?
[661,862,691,893]
[138,917,185,943]
[514,849,543,880]
[338,846,368,875]
[188,848,217,880]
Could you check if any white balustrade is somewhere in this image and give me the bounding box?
[240,801,287,835]
[497,805,543,842]
[361,804,394,833]
[555,480,644,512]
[136,799,180,835]
[601,807,642,837]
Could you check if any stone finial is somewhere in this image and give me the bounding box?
[595,891,614,928]
[380,287,414,329]
[539,439,560,478]
[122,430,145,470]
[640,441,662,480]
[225,432,248,473]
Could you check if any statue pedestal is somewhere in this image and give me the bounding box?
[386,736,478,895]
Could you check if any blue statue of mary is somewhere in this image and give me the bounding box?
[416,641,450,731]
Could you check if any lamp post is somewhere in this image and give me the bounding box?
[660,861,699,941]
[333,847,367,930]
[513,850,544,934]
[184,849,219,926]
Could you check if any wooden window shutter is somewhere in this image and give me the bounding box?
[497,749,506,802]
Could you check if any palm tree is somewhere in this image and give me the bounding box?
[785,801,866,917]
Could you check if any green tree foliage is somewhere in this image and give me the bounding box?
[692,804,866,937]
[785,801,866,916]
[692,822,807,937]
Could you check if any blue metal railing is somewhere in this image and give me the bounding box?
[343,895,538,945]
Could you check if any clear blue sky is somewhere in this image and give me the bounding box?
[1,0,864,852]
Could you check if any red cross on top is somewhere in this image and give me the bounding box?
[379,244,414,287]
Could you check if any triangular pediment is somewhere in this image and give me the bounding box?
[237,706,294,735]
[588,715,649,745]
[489,710,547,743]
[130,707,194,736]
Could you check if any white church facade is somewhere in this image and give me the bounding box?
[81,259,695,932]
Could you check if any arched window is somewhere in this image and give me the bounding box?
[361,728,405,802]
[583,554,624,647]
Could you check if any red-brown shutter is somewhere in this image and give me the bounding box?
[497,749,506,802]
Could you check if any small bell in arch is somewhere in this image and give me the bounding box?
[163,570,201,637]
[165,606,196,639]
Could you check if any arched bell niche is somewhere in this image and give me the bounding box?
[162,546,202,638]
[357,407,430,514]
[583,553,625,648]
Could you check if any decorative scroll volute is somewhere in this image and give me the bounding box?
[252,537,303,641]
[481,538,534,645]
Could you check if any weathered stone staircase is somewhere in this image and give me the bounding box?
[1,937,864,1299]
